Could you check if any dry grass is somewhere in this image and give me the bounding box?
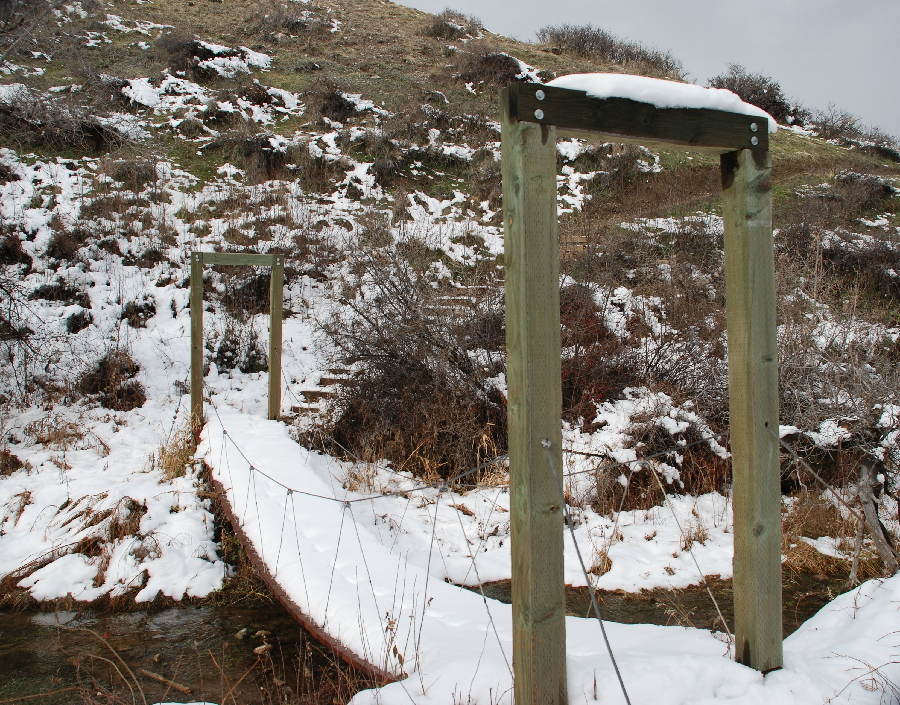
[680,512,709,552]
[780,491,884,579]
[151,419,197,481]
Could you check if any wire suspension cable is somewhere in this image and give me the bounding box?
[543,439,632,705]
[449,489,513,678]
[274,488,291,577]
[646,462,732,641]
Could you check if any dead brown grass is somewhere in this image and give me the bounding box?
[780,491,883,579]
[151,420,197,481]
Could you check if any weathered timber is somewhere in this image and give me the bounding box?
[268,254,284,421]
[190,252,204,429]
[508,82,767,156]
[201,252,277,266]
[722,147,782,672]
[501,86,568,705]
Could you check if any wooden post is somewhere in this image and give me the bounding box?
[721,146,782,672]
[190,251,204,429]
[268,254,284,421]
[501,87,567,705]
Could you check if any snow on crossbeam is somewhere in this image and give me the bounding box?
[549,73,778,133]
[200,407,900,704]
[506,77,773,154]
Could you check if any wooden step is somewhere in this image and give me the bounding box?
[319,376,349,386]
[290,405,321,414]
[301,390,336,402]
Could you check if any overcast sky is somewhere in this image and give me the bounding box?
[396,0,900,139]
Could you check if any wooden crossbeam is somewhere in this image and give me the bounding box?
[507,82,768,155]
[200,252,278,266]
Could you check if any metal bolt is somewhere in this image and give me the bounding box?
[534,108,544,120]
[751,136,759,146]
[535,89,545,101]
[750,122,758,133]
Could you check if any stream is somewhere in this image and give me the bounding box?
[1,569,849,704]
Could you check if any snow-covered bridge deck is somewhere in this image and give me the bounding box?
[201,405,900,705]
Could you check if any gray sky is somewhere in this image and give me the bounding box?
[397,0,900,139]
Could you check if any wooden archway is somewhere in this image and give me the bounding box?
[501,81,780,705]
[190,251,285,426]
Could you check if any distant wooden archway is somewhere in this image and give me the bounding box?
[501,81,780,705]
[190,251,285,426]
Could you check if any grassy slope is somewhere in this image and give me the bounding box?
[7,0,899,201]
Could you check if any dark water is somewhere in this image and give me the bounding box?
[468,568,848,636]
[0,570,848,703]
[0,604,372,704]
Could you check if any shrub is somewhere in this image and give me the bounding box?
[122,293,156,328]
[424,8,481,40]
[0,449,24,476]
[246,0,330,36]
[109,160,158,191]
[810,102,861,142]
[451,42,523,89]
[318,229,506,480]
[153,30,200,73]
[214,320,268,374]
[45,229,88,261]
[79,350,147,411]
[537,24,683,78]
[29,280,90,308]
[707,64,795,123]
[66,310,92,334]
[220,269,271,316]
[0,84,126,153]
[315,79,357,123]
[0,233,31,270]
[559,283,630,422]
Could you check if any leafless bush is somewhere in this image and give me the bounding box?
[424,8,481,40]
[0,231,31,270]
[0,84,128,154]
[78,350,147,411]
[559,283,631,423]
[812,102,863,142]
[450,42,523,89]
[0,448,24,475]
[807,103,900,160]
[153,29,207,74]
[317,225,506,479]
[537,23,683,78]
[777,171,900,303]
[1,275,76,403]
[707,63,798,123]
[303,75,358,123]
[246,0,331,36]
[122,293,156,328]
